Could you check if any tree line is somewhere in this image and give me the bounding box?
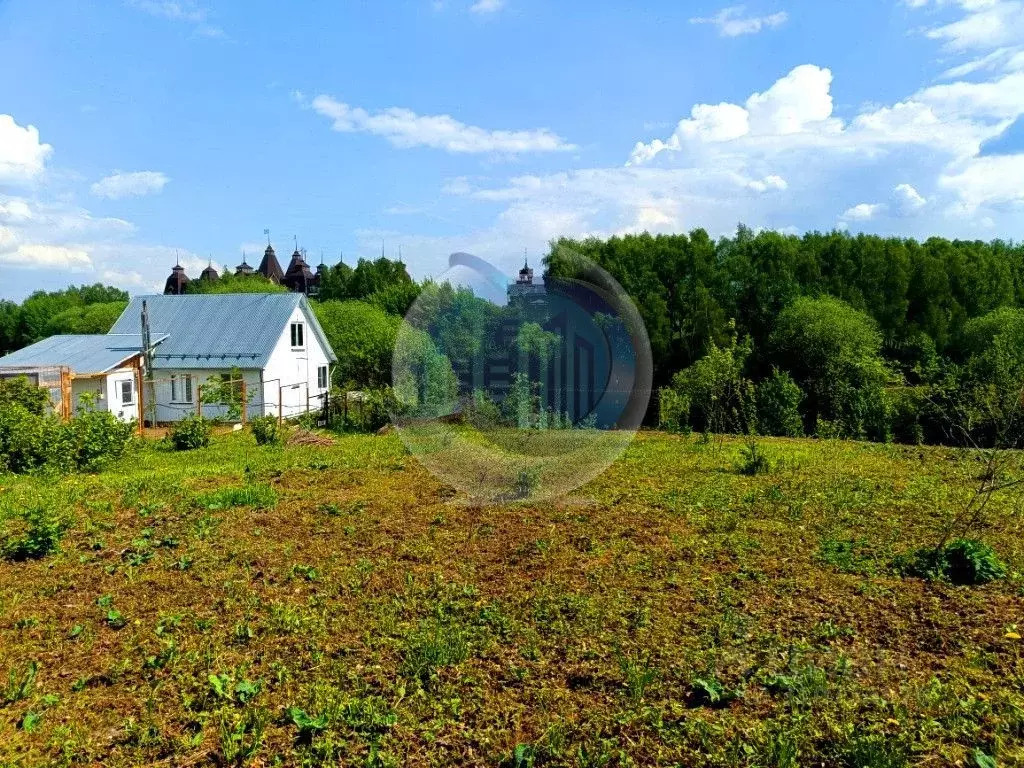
[547,227,1024,445]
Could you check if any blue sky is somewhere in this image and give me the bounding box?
[1,0,1022,300]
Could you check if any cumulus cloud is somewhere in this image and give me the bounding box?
[309,95,575,155]
[0,115,53,183]
[939,153,1024,212]
[690,6,789,37]
[628,65,839,164]
[894,183,928,214]
[841,203,886,221]
[91,171,170,199]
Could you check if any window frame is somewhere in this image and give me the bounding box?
[120,379,134,405]
[170,374,193,404]
[317,365,328,390]
[290,322,305,349]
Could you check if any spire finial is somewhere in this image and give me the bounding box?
[381,239,385,260]
[294,235,298,253]
[175,249,179,267]
[524,247,529,270]
[265,228,270,246]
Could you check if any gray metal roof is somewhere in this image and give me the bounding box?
[0,334,167,376]
[109,293,337,369]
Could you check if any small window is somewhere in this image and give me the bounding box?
[290,322,305,348]
[317,365,328,390]
[171,374,193,403]
[120,380,134,405]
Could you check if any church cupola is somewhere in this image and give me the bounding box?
[235,253,254,276]
[200,260,220,281]
[163,258,190,295]
[257,238,284,283]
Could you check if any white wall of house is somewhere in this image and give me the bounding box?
[144,307,331,422]
[70,367,138,423]
[147,368,263,422]
[261,305,332,419]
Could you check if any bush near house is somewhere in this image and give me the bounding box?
[168,415,212,451]
[0,403,133,474]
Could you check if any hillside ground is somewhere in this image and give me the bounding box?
[1,431,1022,766]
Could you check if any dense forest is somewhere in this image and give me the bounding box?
[548,227,1024,445]
[4,227,1024,446]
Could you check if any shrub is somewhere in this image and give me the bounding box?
[897,539,1007,585]
[736,438,772,475]
[0,405,58,473]
[0,403,132,474]
[1,505,68,561]
[0,376,49,416]
[756,369,804,437]
[249,415,283,446]
[65,408,134,471]
[169,415,212,451]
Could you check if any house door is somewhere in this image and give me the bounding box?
[111,376,137,423]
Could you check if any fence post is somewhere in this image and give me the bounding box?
[197,384,203,420]
[240,379,247,426]
[278,384,283,424]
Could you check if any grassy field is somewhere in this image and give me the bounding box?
[1,430,1023,767]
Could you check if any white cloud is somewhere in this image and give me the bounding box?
[939,153,1024,211]
[894,183,928,213]
[690,6,788,37]
[0,227,92,270]
[924,0,1024,51]
[746,64,836,135]
[309,95,576,155]
[125,0,224,37]
[747,174,788,192]
[0,115,53,183]
[628,65,838,165]
[470,0,504,13]
[91,171,170,200]
[841,203,886,221]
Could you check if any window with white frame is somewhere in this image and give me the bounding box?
[120,379,134,405]
[170,374,193,403]
[290,322,305,348]
[317,365,328,390]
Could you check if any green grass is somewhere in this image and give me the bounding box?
[0,430,1022,766]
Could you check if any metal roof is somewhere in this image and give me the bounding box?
[109,293,337,370]
[0,334,166,376]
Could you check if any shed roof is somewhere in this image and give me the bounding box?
[109,293,336,369]
[0,334,165,376]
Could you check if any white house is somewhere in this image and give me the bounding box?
[0,293,337,424]
[110,293,336,423]
[0,334,159,422]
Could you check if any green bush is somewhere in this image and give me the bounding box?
[65,409,134,471]
[756,368,804,437]
[1,505,68,561]
[0,405,59,473]
[0,376,49,416]
[169,415,212,451]
[249,415,283,446]
[0,403,132,474]
[897,539,1007,585]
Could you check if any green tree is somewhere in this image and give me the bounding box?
[312,300,400,389]
[186,273,287,295]
[770,295,891,437]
